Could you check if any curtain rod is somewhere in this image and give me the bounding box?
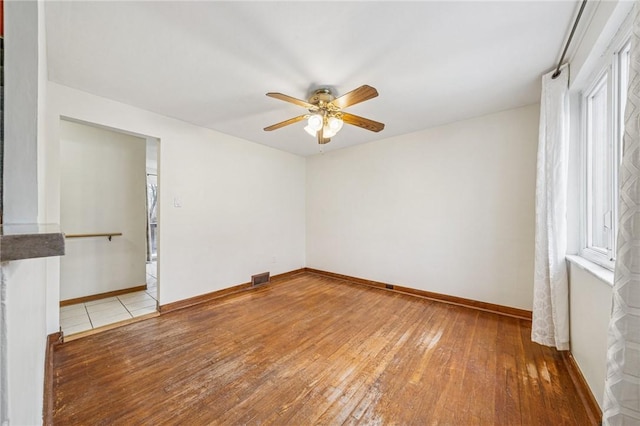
[552,0,588,79]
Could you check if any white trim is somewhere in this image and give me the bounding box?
[581,247,615,271]
[571,1,634,89]
[566,255,614,287]
[577,14,633,272]
[581,68,614,267]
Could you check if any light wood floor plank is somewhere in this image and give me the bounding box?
[52,273,593,425]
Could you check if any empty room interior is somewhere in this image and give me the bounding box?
[1,0,639,425]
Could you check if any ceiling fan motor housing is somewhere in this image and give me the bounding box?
[308,88,336,105]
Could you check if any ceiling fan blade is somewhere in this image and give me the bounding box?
[266,92,315,109]
[263,115,307,131]
[330,85,379,109]
[342,112,385,132]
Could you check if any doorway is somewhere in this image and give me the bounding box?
[145,139,159,304]
[58,120,160,336]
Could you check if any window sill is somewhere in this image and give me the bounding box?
[566,255,614,287]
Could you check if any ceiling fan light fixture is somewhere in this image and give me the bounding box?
[307,114,323,132]
[323,127,336,138]
[328,116,344,133]
[304,124,317,137]
[322,116,343,138]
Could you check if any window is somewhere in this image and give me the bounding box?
[581,39,631,269]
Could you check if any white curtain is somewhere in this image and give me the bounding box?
[603,2,640,423]
[531,65,570,351]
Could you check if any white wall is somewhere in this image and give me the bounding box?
[3,0,38,224]
[3,259,47,426]
[44,82,306,310]
[307,104,539,310]
[568,262,612,408]
[60,121,147,300]
[1,1,50,424]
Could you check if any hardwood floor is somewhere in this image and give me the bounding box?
[52,273,593,425]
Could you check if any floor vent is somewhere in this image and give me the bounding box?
[386,284,394,290]
[252,272,270,287]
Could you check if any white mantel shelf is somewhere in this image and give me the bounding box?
[0,224,65,262]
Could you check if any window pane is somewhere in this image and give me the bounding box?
[612,42,632,260]
[587,76,611,253]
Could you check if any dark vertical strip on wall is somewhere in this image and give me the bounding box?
[0,0,4,223]
[1,35,5,224]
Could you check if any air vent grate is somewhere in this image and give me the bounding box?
[252,272,270,287]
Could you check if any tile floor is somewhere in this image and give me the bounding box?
[60,262,158,336]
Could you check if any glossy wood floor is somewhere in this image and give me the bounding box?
[52,273,592,425]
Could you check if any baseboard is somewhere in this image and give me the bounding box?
[158,267,530,320]
[159,283,252,314]
[562,352,602,425]
[269,268,307,282]
[60,284,148,307]
[43,332,62,426]
[305,268,532,321]
[159,268,306,314]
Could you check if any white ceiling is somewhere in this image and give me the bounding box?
[45,1,579,157]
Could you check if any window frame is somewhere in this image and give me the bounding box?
[583,69,611,263]
[579,28,632,270]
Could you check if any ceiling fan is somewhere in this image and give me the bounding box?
[263,85,385,144]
